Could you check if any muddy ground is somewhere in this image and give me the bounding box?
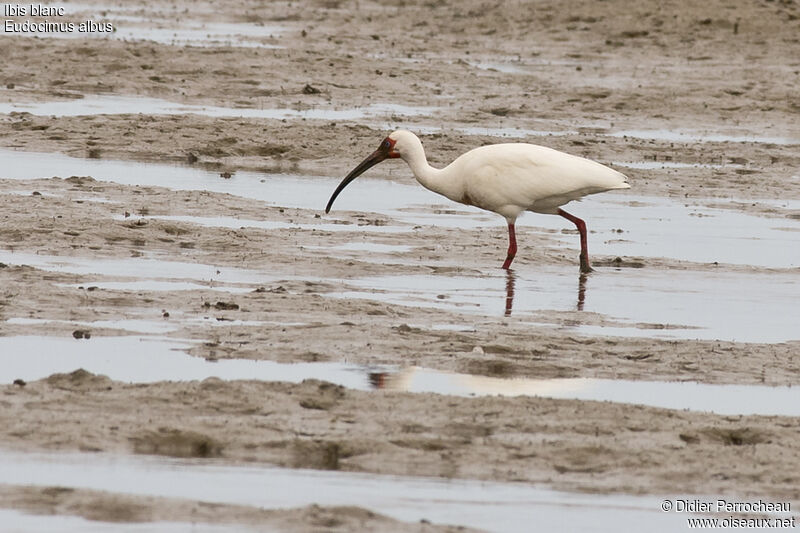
[1,0,800,530]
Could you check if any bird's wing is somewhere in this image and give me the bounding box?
[461,144,628,216]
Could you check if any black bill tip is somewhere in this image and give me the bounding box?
[324,148,387,213]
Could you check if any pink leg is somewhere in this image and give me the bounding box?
[558,209,593,273]
[501,223,517,270]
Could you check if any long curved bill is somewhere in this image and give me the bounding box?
[325,149,387,213]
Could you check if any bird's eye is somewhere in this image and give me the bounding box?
[383,140,391,149]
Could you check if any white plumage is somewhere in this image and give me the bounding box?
[326,130,630,272]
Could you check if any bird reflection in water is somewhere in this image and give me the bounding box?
[367,367,594,397]
[577,273,588,311]
[503,269,589,317]
[504,269,516,317]
[368,372,388,390]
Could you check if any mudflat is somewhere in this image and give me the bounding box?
[1,0,799,530]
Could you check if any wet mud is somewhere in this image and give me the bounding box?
[1,0,800,530]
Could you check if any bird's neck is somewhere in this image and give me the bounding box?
[402,147,462,201]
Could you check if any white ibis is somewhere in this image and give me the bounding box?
[325,130,630,272]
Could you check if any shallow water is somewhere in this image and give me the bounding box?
[613,160,743,170]
[109,22,285,49]
[0,336,371,388]
[0,95,439,121]
[12,2,286,49]
[0,249,267,286]
[2,149,799,342]
[515,197,800,269]
[5,317,179,334]
[3,242,795,342]
[119,214,411,234]
[130,199,800,268]
[0,148,436,215]
[455,125,580,138]
[370,367,800,416]
[609,129,799,146]
[3,148,797,267]
[332,266,799,343]
[8,23,283,50]
[2,335,798,416]
[60,280,254,293]
[4,94,797,146]
[0,449,707,533]
[3,240,794,341]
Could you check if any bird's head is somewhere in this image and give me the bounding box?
[325,130,418,213]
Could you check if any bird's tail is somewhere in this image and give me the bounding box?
[611,169,631,189]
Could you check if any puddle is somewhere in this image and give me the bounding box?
[2,335,800,416]
[455,125,579,138]
[609,129,798,146]
[746,198,800,210]
[6,315,304,334]
[333,267,800,343]
[60,280,254,293]
[470,61,529,74]
[0,450,700,533]
[4,189,60,198]
[0,336,371,387]
[0,249,267,287]
[73,196,116,203]
[529,196,800,269]
[420,323,479,332]
[118,214,410,234]
[108,22,284,49]
[0,95,439,121]
[2,190,115,204]
[0,148,436,215]
[182,318,308,328]
[613,161,743,170]
[7,2,287,48]
[5,317,177,334]
[465,56,583,74]
[370,367,800,417]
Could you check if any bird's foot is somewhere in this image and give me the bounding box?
[579,255,594,274]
